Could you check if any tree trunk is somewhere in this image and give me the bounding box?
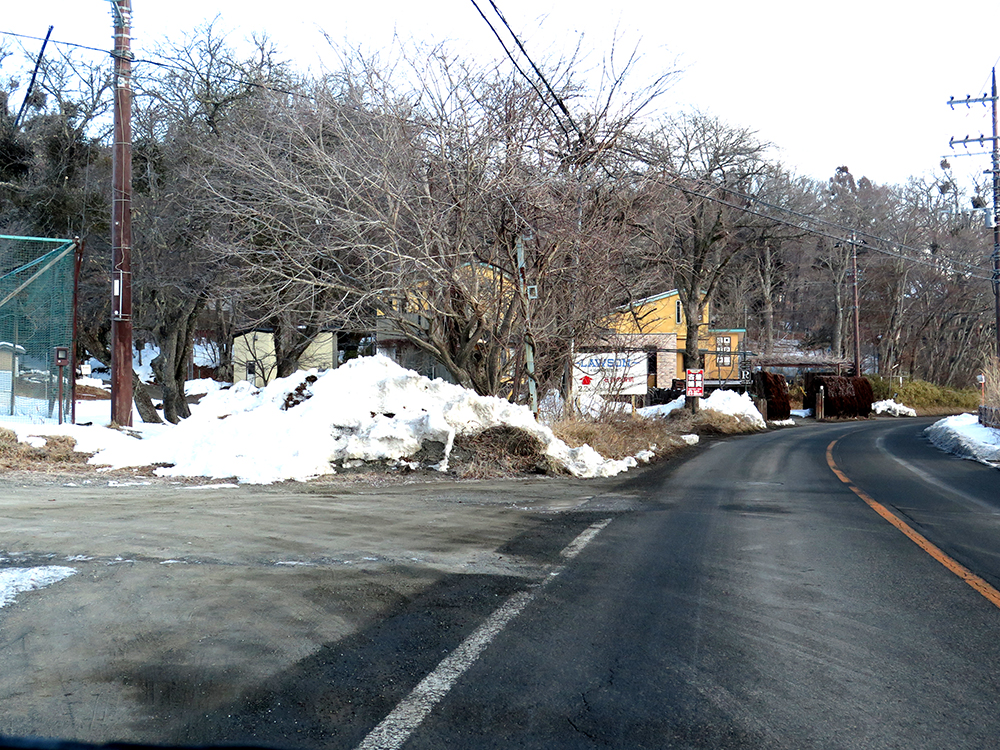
[682,296,705,371]
[77,326,163,424]
[151,297,204,424]
[832,284,845,359]
[755,241,776,354]
[273,318,318,380]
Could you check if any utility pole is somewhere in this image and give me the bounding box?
[516,235,538,417]
[110,0,133,425]
[851,232,862,376]
[948,68,1000,362]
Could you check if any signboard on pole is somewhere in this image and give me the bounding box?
[685,369,704,398]
[574,352,647,396]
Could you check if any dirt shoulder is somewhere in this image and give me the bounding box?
[0,461,671,744]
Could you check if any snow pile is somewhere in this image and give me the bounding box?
[638,394,686,419]
[0,566,77,609]
[68,356,639,483]
[702,390,766,429]
[873,399,917,417]
[925,413,1000,464]
[184,378,227,397]
[638,390,766,429]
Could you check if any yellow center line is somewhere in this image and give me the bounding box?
[826,439,1000,610]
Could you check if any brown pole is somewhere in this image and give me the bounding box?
[110,0,133,426]
[70,238,84,425]
[852,233,862,376]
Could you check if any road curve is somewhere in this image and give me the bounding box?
[395,417,1000,749]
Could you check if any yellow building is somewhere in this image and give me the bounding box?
[606,290,745,388]
[232,330,340,387]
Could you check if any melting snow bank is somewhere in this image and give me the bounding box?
[637,390,766,430]
[0,566,77,608]
[925,413,1000,465]
[86,356,642,483]
[874,399,917,417]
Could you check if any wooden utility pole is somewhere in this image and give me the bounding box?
[110,0,133,425]
[851,233,862,376]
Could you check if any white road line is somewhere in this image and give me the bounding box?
[875,435,999,514]
[354,517,614,750]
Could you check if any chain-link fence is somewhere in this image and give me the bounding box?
[0,235,78,424]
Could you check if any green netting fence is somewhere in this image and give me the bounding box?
[0,235,78,424]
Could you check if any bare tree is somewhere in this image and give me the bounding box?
[202,44,668,398]
[128,23,289,422]
[631,112,772,370]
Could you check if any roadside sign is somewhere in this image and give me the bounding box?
[575,352,647,396]
[686,369,704,398]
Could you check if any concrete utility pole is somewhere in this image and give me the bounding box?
[993,70,1000,362]
[110,0,133,425]
[948,69,1000,362]
[516,235,538,417]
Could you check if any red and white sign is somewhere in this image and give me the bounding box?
[686,369,704,398]
[575,352,647,396]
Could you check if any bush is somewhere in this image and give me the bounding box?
[865,375,979,413]
[453,425,548,478]
[867,374,892,402]
[985,364,1000,406]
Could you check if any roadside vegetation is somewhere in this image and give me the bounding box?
[985,364,1000,407]
[867,375,979,415]
[0,428,90,472]
[551,409,761,461]
[4,27,998,429]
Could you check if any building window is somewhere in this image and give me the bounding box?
[676,300,682,324]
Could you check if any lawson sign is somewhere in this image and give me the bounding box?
[574,352,648,396]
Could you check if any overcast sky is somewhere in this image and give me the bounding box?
[3,1,999,190]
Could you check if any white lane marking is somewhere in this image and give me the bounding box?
[875,436,999,514]
[354,517,614,750]
[560,517,613,560]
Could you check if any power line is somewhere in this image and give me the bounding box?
[0,28,305,99]
[4,29,989,282]
[664,178,994,282]
[466,0,589,154]
[0,28,108,55]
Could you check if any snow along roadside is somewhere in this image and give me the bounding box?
[925,413,1000,465]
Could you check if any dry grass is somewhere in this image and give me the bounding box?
[0,428,93,472]
[453,425,549,479]
[450,406,763,479]
[986,363,1000,406]
[551,407,763,464]
[76,383,111,400]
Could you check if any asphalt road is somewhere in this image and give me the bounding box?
[3,417,1000,749]
[357,418,1000,749]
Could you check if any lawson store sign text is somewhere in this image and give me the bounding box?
[574,352,647,396]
